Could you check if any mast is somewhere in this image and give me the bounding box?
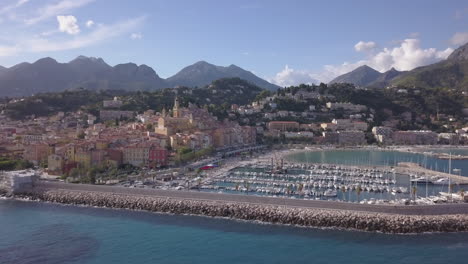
[448,153,452,202]
[425,155,428,198]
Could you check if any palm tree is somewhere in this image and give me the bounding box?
[243,180,250,194]
[197,178,202,191]
[356,186,362,203]
[286,185,292,196]
[297,183,304,194]
[341,186,346,202]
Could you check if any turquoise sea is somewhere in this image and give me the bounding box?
[286,149,468,176]
[1,199,468,264]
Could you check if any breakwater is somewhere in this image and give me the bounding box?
[12,187,468,234]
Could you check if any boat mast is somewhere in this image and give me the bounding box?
[448,153,452,201]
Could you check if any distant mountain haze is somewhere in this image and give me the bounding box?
[329,42,468,90]
[0,57,279,97]
[391,42,468,91]
[166,61,280,91]
[329,65,382,87]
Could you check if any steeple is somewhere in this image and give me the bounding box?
[173,96,180,117]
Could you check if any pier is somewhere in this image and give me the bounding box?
[10,181,468,234]
[396,162,468,185]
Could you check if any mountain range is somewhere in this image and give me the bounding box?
[0,57,280,97]
[329,65,407,88]
[329,42,468,91]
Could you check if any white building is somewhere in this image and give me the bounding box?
[0,170,39,193]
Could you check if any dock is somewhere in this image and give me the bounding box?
[396,162,468,185]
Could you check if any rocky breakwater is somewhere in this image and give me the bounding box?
[14,189,468,234]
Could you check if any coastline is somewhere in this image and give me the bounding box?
[7,182,468,234]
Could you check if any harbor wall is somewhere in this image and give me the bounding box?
[11,187,468,234]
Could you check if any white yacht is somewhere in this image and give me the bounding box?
[323,189,337,197]
[410,177,432,184]
[433,178,450,185]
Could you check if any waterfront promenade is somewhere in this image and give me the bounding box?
[32,181,468,216]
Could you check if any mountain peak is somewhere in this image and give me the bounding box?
[34,57,58,65]
[329,65,380,86]
[70,55,107,65]
[193,60,213,66]
[447,42,468,61]
[167,61,279,90]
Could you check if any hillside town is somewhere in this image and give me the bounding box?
[0,83,467,181]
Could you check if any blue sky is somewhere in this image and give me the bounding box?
[0,0,467,85]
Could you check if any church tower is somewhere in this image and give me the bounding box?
[173,96,180,118]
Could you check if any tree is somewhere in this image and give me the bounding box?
[412,186,417,201]
[146,123,153,131]
[69,168,80,180]
[243,180,250,194]
[341,186,346,201]
[197,178,202,191]
[356,186,362,203]
[297,183,304,193]
[77,131,85,139]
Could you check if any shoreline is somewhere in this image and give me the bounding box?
[6,182,468,234]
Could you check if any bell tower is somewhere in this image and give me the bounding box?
[173,96,180,118]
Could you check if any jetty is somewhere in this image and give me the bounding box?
[396,162,468,185]
[6,181,468,234]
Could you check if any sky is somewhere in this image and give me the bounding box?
[0,0,467,85]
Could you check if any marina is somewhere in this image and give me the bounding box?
[107,148,468,206]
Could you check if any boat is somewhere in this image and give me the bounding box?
[433,178,450,185]
[323,189,337,197]
[410,177,432,184]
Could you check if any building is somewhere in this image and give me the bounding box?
[322,131,339,144]
[99,110,134,121]
[392,131,438,145]
[123,143,168,167]
[149,148,168,167]
[438,133,460,145]
[48,154,64,175]
[23,143,54,165]
[103,97,123,108]
[372,126,393,144]
[0,170,39,193]
[337,131,366,145]
[267,121,300,131]
[320,123,338,131]
[326,102,367,113]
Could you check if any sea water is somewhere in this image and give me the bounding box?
[1,199,468,264]
[286,149,468,176]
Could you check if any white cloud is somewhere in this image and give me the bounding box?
[57,15,80,35]
[450,32,468,46]
[86,20,94,28]
[130,32,142,40]
[0,0,29,14]
[27,16,145,53]
[0,16,145,57]
[271,38,454,84]
[25,0,94,25]
[354,41,376,52]
[269,65,319,87]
